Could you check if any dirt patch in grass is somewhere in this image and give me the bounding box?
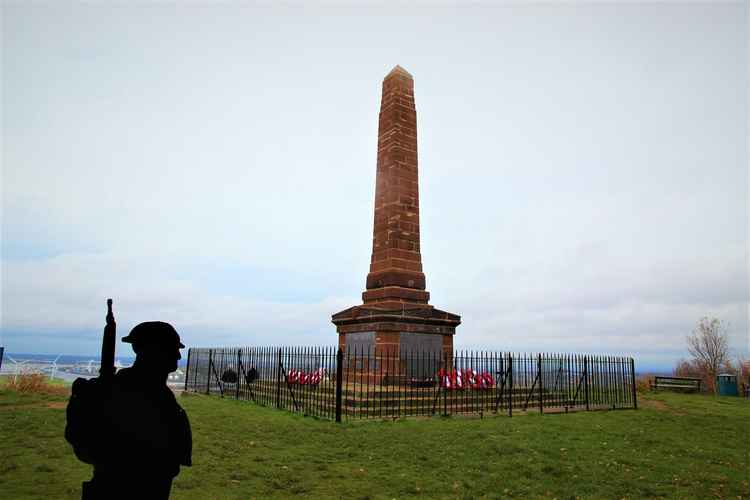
[641,395,687,415]
[643,398,669,411]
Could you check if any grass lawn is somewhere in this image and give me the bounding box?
[1,380,748,499]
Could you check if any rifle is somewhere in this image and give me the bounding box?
[66,299,117,466]
[99,299,116,380]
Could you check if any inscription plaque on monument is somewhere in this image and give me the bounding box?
[345,331,375,355]
[400,332,442,377]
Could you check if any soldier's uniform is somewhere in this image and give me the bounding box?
[66,322,192,500]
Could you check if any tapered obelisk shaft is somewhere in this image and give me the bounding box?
[363,66,430,308]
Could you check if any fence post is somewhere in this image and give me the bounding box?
[443,350,448,417]
[538,353,543,414]
[206,349,213,395]
[335,348,343,423]
[236,348,241,400]
[630,357,638,410]
[508,354,513,418]
[276,348,282,409]
[184,348,192,392]
[584,355,590,411]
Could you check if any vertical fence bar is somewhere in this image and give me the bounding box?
[622,357,627,408]
[235,348,241,400]
[607,355,612,407]
[262,347,266,404]
[442,350,448,416]
[335,348,343,423]
[331,346,336,419]
[619,357,625,407]
[301,346,306,414]
[285,347,290,412]
[262,347,268,406]
[326,347,331,420]
[610,356,615,407]
[610,356,616,408]
[620,357,626,407]
[496,353,503,414]
[592,355,597,406]
[612,356,617,407]
[605,355,611,407]
[268,346,273,407]
[567,354,573,409]
[354,347,359,419]
[257,347,262,405]
[378,348,383,419]
[313,347,319,418]
[616,356,621,407]
[206,349,213,395]
[584,355,590,411]
[538,353,543,414]
[630,357,638,409]
[508,354,513,417]
[353,345,359,419]
[184,348,192,392]
[276,348,282,409]
[614,357,619,407]
[266,346,270,407]
[398,348,404,418]
[594,355,599,406]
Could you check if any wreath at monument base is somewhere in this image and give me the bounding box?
[286,368,326,386]
[438,369,495,390]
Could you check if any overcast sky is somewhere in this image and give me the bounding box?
[2,2,748,371]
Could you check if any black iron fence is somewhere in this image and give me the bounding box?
[184,347,637,421]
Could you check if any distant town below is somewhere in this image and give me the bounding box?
[0,352,189,386]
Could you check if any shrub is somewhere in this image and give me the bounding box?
[635,375,651,393]
[4,374,69,396]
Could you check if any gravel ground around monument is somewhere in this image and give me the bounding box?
[1,380,748,499]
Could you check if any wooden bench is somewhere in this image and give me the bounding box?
[650,376,702,393]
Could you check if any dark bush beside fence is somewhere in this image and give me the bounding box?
[184,347,637,421]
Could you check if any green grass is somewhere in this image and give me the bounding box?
[1,383,748,499]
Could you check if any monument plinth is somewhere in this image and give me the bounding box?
[332,66,460,357]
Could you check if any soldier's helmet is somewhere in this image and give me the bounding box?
[122,321,185,349]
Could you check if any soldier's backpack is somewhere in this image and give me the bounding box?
[65,377,105,464]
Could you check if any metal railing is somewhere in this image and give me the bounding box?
[185,346,637,421]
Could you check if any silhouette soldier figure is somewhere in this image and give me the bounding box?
[66,320,192,500]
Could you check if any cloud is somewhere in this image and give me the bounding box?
[2,3,747,372]
[3,241,746,371]
[1,252,352,348]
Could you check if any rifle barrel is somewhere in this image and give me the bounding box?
[100,298,116,379]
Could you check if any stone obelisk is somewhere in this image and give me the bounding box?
[332,66,460,356]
